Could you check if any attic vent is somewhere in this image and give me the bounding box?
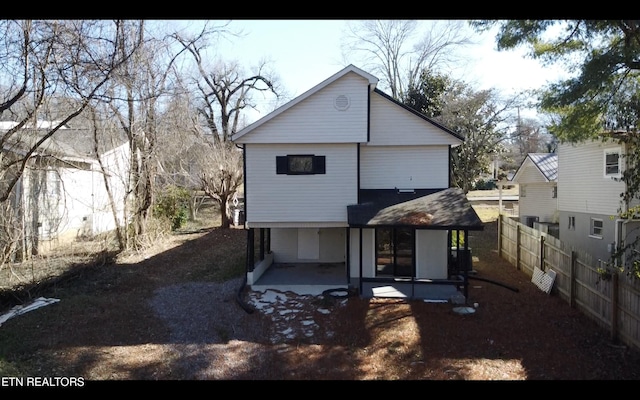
[334,95,350,111]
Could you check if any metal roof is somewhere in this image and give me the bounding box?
[512,153,558,183]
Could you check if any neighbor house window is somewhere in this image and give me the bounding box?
[568,216,575,230]
[276,155,326,175]
[604,148,621,178]
[552,186,557,198]
[590,218,603,238]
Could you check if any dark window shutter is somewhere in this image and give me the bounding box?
[276,156,288,174]
[314,155,326,174]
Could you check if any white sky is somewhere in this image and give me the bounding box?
[176,20,569,124]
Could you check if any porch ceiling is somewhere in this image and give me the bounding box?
[347,187,484,230]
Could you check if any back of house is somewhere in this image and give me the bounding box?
[233,65,483,299]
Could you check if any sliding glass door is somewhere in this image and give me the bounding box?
[375,227,414,277]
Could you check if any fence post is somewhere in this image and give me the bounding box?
[570,250,576,308]
[611,272,619,344]
[497,214,502,256]
[516,223,521,271]
[540,235,545,271]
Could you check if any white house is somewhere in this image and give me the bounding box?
[557,135,640,266]
[511,152,558,232]
[232,65,484,300]
[1,122,130,255]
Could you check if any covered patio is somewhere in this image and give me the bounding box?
[347,187,484,301]
[248,187,484,302]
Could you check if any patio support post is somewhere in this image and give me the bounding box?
[247,228,255,272]
[463,229,469,300]
[259,228,265,261]
[346,227,351,285]
[266,228,271,254]
[359,228,363,295]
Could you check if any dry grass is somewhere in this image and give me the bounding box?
[1,202,640,381]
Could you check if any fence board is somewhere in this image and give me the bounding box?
[499,216,640,352]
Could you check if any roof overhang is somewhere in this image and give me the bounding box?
[347,187,484,230]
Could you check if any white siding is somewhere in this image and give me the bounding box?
[558,140,626,215]
[271,227,345,263]
[245,143,357,224]
[349,228,375,279]
[415,230,447,279]
[368,91,461,146]
[236,73,368,143]
[58,167,96,235]
[360,145,449,189]
[513,158,547,183]
[519,182,558,223]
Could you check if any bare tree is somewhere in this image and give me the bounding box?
[103,20,188,248]
[0,20,142,203]
[172,27,280,228]
[0,20,143,261]
[341,20,473,100]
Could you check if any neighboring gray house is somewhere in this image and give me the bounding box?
[557,135,640,265]
[1,121,130,255]
[511,152,558,230]
[232,65,484,300]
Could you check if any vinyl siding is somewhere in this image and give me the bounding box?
[415,230,448,279]
[519,182,558,223]
[20,143,129,247]
[245,143,357,224]
[513,158,548,183]
[271,227,346,263]
[557,140,626,215]
[349,228,375,281]
[360,145,449,189]
[558,210,615,263]
[368,92,461,146]
[235,72,368,143]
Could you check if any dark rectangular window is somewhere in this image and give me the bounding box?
[289,155,313,173]
[276,155,326,175]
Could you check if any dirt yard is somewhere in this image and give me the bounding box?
[1,203,640,381]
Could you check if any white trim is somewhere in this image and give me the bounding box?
[603,147,622,179]
[590,217,604,238]
[247,221,349,228]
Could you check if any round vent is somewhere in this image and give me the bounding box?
[334,95,350,111]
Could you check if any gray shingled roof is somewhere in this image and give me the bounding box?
[527,153,558,181]
[1,126,127,160]
[347,187,484,230]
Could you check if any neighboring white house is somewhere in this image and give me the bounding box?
[511,152,558,231]
[557,135,640,265]
[232,65,484,300]
[1,121,130,255]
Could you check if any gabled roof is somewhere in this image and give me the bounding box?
[512,152,558,183]
[1,122,128,161]
[232,64,378,142]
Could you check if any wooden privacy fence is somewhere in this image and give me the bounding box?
[498,214,640,352]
